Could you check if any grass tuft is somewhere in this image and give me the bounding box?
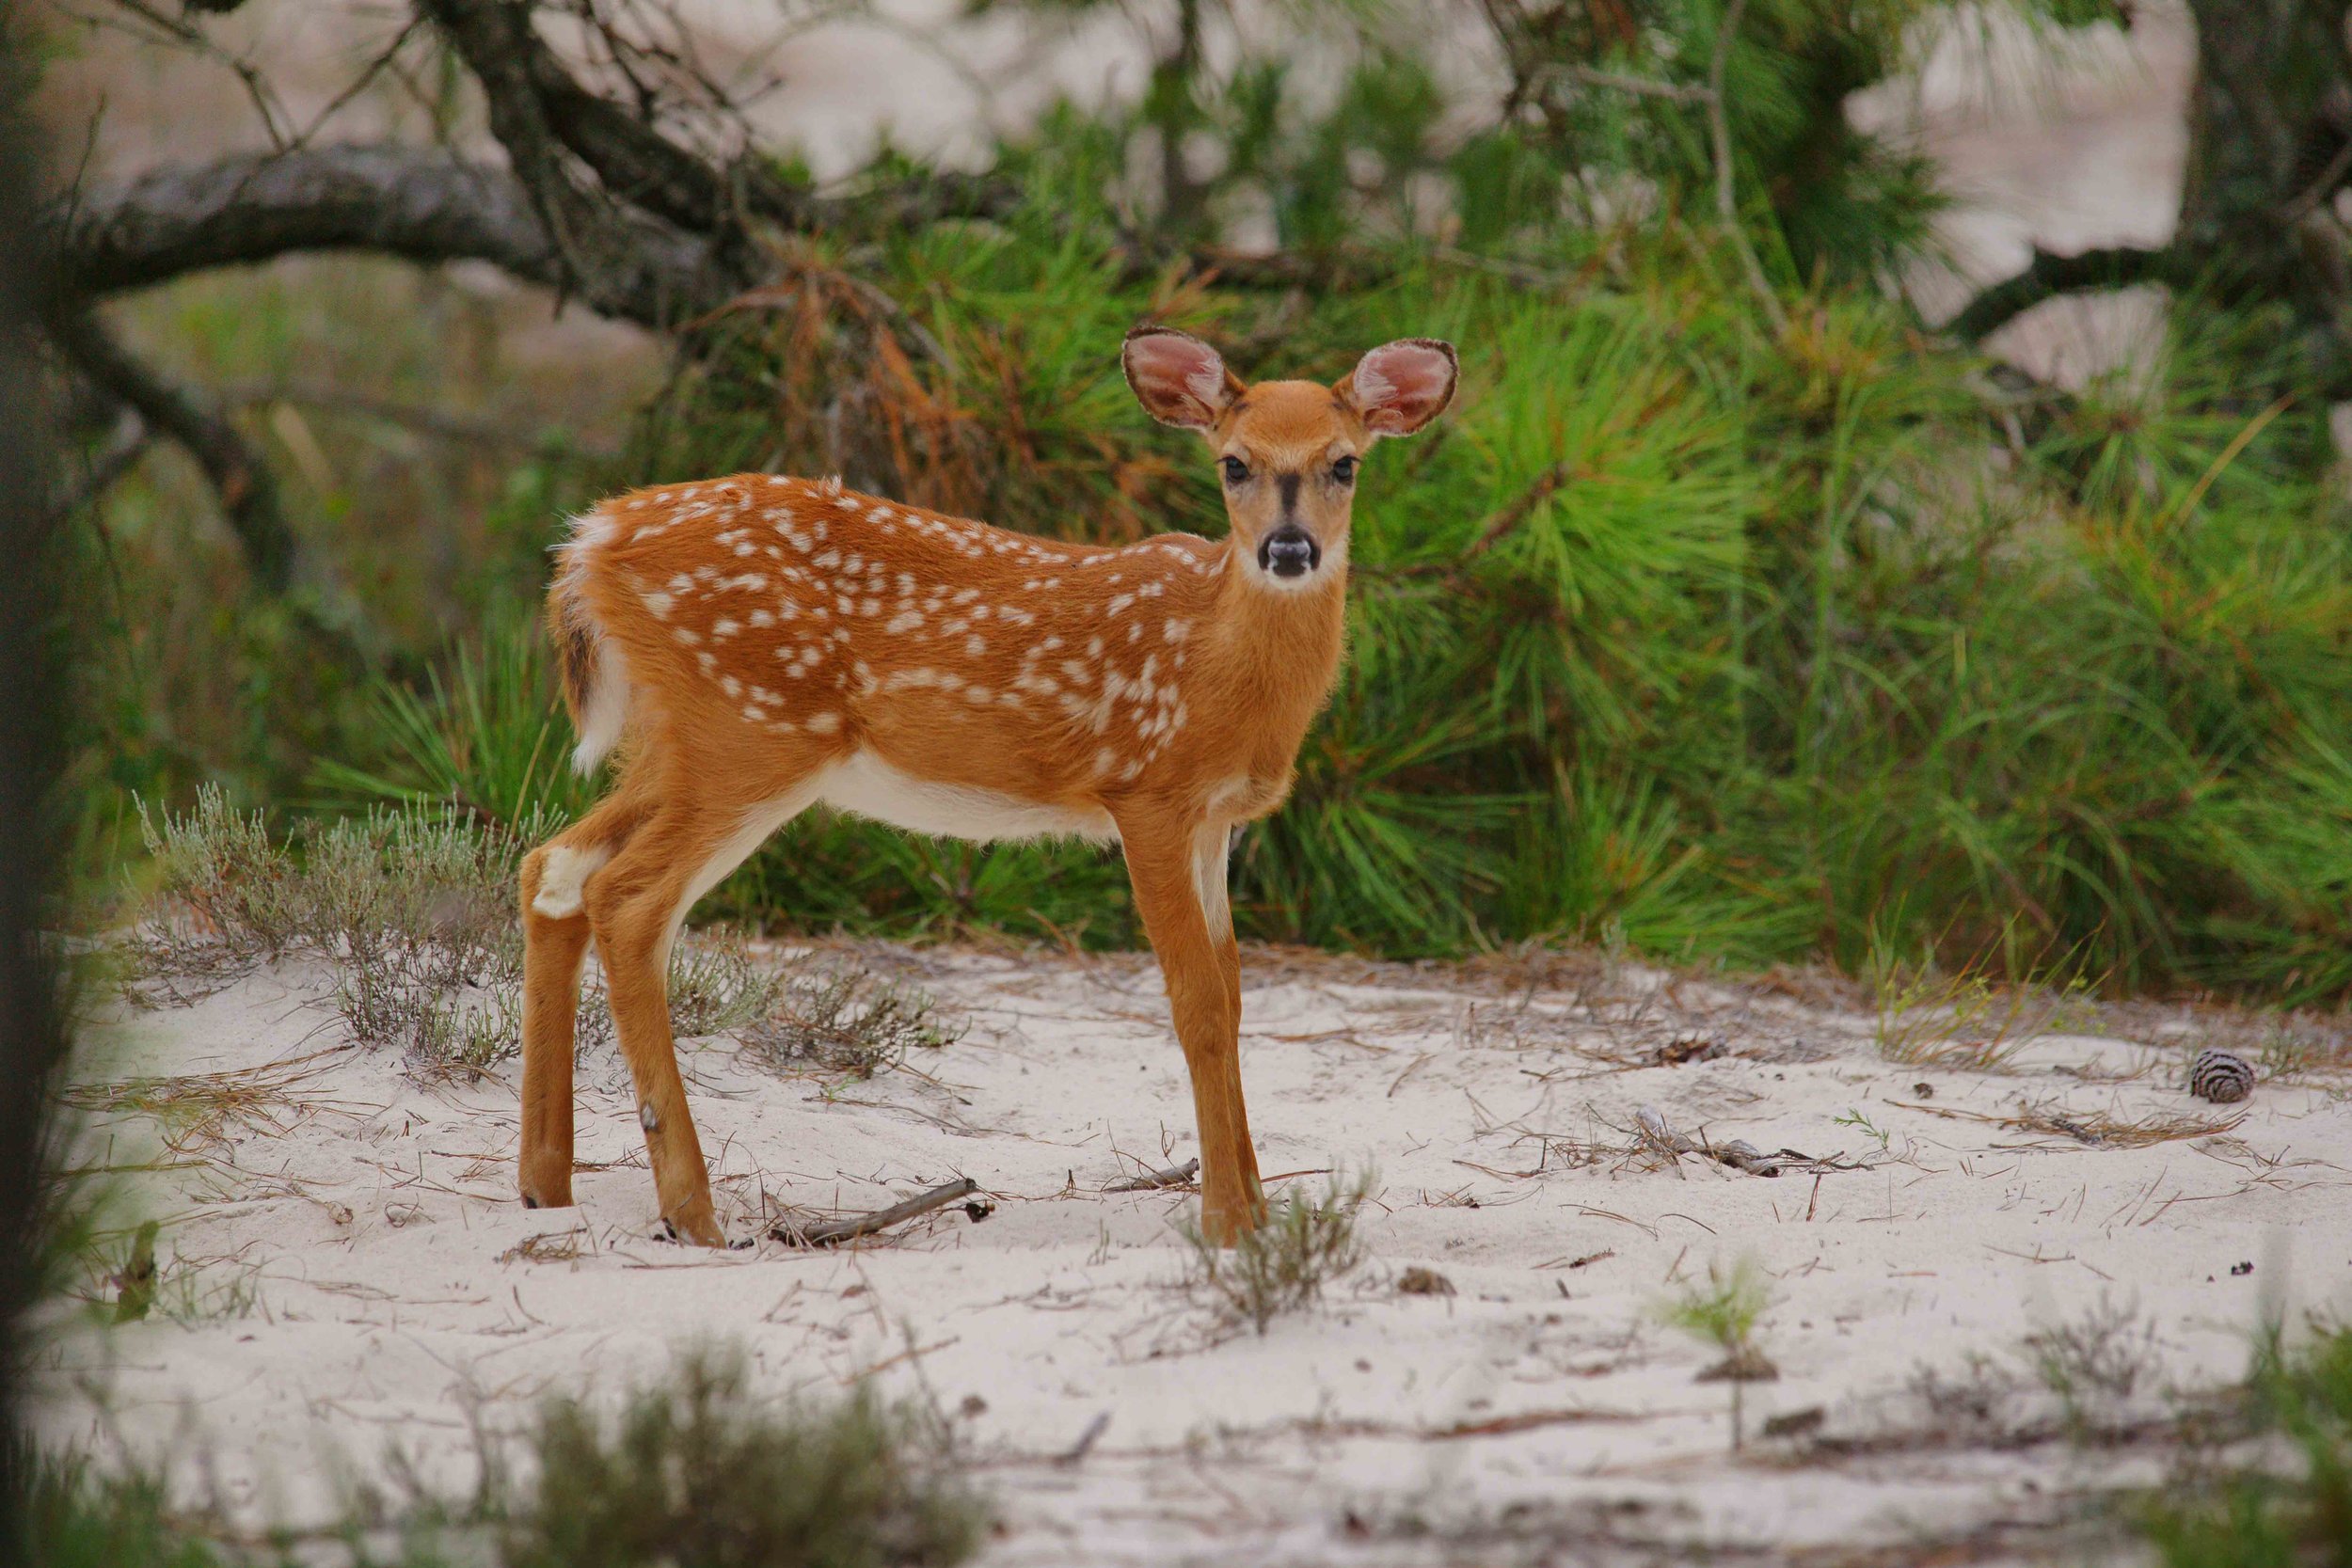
[128,788,532,1070]
[659,927,788,1041]
[737,966,960,1080]
[2142,1323,2352,1565]
[1181,1171,1372,1337]
[125,793,937,1081]
[1873,960,2100,1072]
[14,1345,985,1567]
[2023,1295,2160,1438]
[1662,1257,1778,1449]
[15,1448,228,1568]
[503,1346,984,1568]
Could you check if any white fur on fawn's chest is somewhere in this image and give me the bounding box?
[817,751,1118,845]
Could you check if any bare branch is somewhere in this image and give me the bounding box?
[45,308,294,592]
[413,0,628,298]
[284,14,425,153]
[53,144,730,327]
[46,407,152,523]
[772,1177,990,1247]
[1546,64,1713,103]
[2280,129,2352,226]
[1105,1158,1200,1192]
[1945,246,2177,342]
[84,0,293,150]
[446,0,1022,247]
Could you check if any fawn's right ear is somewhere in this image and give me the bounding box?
[1122,325,1243,430]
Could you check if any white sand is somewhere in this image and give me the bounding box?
[37,941,2352,1564]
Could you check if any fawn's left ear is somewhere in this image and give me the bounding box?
[1338,339,1458,436]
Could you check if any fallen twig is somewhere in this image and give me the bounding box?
[1535,1247,1617,1271]
[772,1177,991,1247]
[1105,1158,1200,1193]
[1424,1406,1634,1440]
[1055,1411,1112,1467]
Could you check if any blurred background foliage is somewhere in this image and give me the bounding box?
[44,0,2352,1003]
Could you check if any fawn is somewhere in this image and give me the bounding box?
[516,325,1459,1244]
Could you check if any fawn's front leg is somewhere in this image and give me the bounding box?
[1120,812,1264,1242]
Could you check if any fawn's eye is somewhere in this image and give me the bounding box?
[1220,456,1249,485]
[1331,455,1359,484]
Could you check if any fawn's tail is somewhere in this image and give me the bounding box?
[548,509,630,776]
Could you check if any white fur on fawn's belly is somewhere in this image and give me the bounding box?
[818,751,1117,845]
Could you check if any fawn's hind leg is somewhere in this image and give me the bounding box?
[516,795,644,1210]
[579,777,821,1245]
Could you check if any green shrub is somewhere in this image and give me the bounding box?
[504,1348,983,1568]
[15,1450,227,1568]
[738,966,960,1080]
[13,1349,985,1568]
[2142,1324,2352,1566]
[311,612,597,828]
[132,789,532,1068]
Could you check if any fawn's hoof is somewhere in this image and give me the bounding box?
[662,1198,727,1248]
[517,1177,574,1212]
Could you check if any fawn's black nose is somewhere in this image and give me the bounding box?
[1259,526,1320,578]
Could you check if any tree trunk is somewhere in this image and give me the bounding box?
[2177,0,2352,321]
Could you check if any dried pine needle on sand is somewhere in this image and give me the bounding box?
[56,1047,359,1154]
[1889,1096,2245,1149]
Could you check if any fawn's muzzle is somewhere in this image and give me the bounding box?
[1258,527,1320,578]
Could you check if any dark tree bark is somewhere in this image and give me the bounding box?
[1143,0,1209,239]
[55,144,733,328]
[412,0,748,311]
[0,24,69,1556]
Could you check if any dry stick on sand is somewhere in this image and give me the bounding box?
[1105,1158,1200,1193]
[771,1177,992,1247]
[1054,1411,1112,1467]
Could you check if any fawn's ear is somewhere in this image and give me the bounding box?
[1338,339,1458,436]
[1122,325,1242,431]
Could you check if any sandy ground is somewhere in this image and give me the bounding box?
[34,939,2352,1564]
